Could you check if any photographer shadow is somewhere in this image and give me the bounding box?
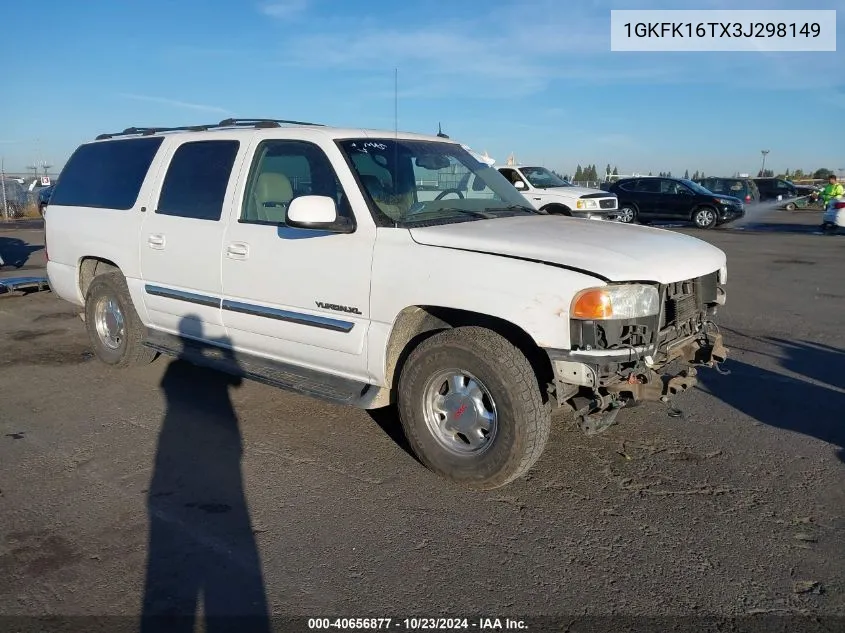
[141,315,271,633]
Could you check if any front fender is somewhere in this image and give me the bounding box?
[370,230,603,351]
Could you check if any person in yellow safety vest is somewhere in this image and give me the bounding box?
[813,174,845,206]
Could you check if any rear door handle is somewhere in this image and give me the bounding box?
[532,197,542,201]
[226,242,249,260]
[148,234,165,249]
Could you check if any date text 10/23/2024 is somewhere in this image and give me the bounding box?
[307,618,528,630]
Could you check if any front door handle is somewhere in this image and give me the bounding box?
[148,234,165,249]
[226,242,249,260]
[532,197,542,201]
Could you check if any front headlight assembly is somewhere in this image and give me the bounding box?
[571,284,660,320]
[576,198,598,210]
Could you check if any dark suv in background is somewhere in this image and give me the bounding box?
[753,177,799,201]
[607,177,745,229]
[694,177,759,204]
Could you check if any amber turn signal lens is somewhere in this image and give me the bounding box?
[572,289,613,319]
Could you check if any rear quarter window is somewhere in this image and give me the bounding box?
[50,137,164,210]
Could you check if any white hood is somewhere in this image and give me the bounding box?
[409,215,726,284]
[545,185,612,197]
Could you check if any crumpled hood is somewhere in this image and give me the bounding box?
[409,215,726,284]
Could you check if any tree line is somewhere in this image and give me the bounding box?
[552,165,838,183]
[757,168,836,180]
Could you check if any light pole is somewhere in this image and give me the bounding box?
[760,150,769,176]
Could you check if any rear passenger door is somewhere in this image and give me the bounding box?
[139,136,247,340]
[630,179,663,219]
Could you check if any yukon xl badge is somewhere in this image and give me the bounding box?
[316,301,362,315]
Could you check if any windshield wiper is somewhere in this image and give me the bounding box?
[434,207,499,219]
[487,204,543,215]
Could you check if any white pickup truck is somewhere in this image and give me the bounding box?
[496,165,618,219]
[44,118,729,490]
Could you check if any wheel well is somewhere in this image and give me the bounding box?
[383,306,553,403]
[541,203,572,216]
[79,257,120,298]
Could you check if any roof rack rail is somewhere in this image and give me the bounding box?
[94,117,324,140]
[216,118,325,128]
[95,124,215,140]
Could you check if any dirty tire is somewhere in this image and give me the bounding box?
[397,326,551,490]
[84,271,156,367]
[693,206,718,229]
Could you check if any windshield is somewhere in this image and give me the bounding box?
[681,179,714,195]
[337,139,536,227]
[520,166,571,189]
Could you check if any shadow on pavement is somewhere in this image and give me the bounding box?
[141,315,271,633]
[699,336,845,465]
[725,222,824,234]
[0,236,43,269]
[367,406,419,463]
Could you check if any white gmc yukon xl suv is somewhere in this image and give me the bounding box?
[45,118,730,490]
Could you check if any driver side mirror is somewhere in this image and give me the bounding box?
[514,180,527,190]
[285,195,354,233]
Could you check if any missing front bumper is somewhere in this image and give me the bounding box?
[550,331,729,408]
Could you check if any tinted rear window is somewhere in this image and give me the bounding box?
[50,137,163,210]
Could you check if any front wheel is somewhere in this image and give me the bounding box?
[693,207,718,229]
[397,327,551,490]
[785,202,797,211]
[84,271,157,367]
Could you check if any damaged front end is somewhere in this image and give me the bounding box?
[547,270,729,435]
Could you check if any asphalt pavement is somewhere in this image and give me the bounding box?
[0,211,843,630]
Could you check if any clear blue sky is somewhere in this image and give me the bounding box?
[1,0,842,177]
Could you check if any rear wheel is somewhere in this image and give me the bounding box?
[785,202,797,211]
[397,327,551,490]
[84,271,156,367]
[693,206,718,229]
[616,205,637,223]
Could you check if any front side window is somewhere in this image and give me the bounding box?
[241,140,352,224]
[157,140,240,221]
[337,139,535,227]
[498,168,528,189]
[519,167,571,189]
[660,180,683,195]
[680,179,713,196]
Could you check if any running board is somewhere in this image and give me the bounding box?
[143,329,373,407]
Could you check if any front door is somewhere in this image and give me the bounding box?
[139,136,246,340]
[220,139,375,381]
[657,179,694,219]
